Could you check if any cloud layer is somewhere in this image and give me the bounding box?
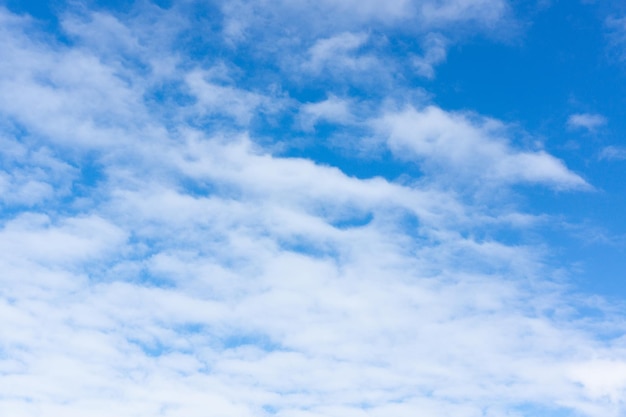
[0,3,625,417]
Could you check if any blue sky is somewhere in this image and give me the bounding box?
[1,0,626,416]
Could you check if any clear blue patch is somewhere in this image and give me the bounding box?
[175,323,205,335]
[144,80,197,118]
[331,212,374,230]
[176,178,218,199]
[277,237,339,260]
[63,155,106,203]
[3,0,62,29]
[513,403,581,417]
[129,337,168,357]
[223,333,282,352]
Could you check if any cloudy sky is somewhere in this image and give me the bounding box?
[1,0,626,416]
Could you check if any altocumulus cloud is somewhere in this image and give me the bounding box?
[0,2,626,417]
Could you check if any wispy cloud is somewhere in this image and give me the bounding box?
[567,113,607,132]
[185,69,282,126]
[599,145,626,161]
[380,106,589,189]
[0,3,625,417]
[419,0,510,27]
[221,0,513,34]
[413,33,448,79]
[606,15,626,61]
[305,32,371,73]
[219,0,516,84]
[298,96,355,130]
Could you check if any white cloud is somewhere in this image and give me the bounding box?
[303,32,375,75]
[219,0,515,87]
[185,69,276,126]
[419,0,510,27]
[413,33,448,79]
[0,135,76,207]
[567,113,607,131]
[61,12,141,58]
[221,0,512,35]
[298,96,355,130]
[0,5,625,417]
[606,15,626,61]
[569,360,626,403]
[0,213,126,266]
[599,145,626,161]
[378,105,589,189]
[0,19,149,148]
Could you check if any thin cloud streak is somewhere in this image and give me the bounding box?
[599,145,626,161]
[567,113,607,132]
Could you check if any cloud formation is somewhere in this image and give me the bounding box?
[380,106,589,189]
[222,0,512,34]
[567,113,607,132]
[413,33,448,79]
[0,3,625,417]
[599,145,626,161]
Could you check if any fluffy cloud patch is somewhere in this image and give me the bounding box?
[379,106,588,189]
